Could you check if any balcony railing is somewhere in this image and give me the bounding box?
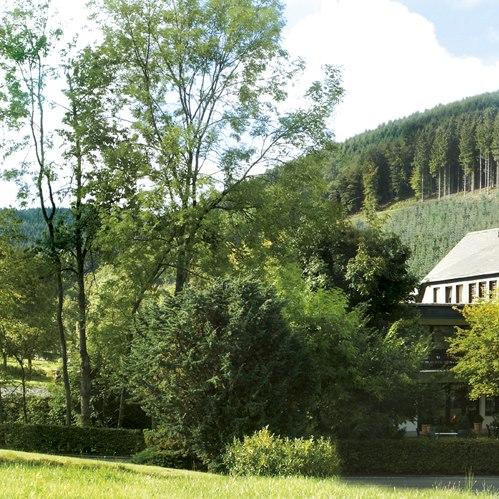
[422,350,456,371]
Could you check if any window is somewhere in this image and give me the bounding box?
[469,283,477,302]
[485,397,499,416]
[433,287,440,303]
[479,281,487,298]
[490,280,497,297]
[456,284,463,303]
[445,286,452,304]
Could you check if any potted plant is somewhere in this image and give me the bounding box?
[420,417,431,436]
[472,413,484,434]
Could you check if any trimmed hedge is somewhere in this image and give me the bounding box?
[0,423,145,456]
[338,439,499,475]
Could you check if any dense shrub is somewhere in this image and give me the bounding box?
[131,429,203,470]
[0,393,66,425]
[338,439,499,475]
[129,278,312,467]
[223,428,341,477]
[0,423,145,456]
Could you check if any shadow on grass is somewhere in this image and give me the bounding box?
[1,363,50,383]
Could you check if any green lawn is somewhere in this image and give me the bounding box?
[3,357,58,390]
[0,450,492,498]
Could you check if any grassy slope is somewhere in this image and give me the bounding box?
[3,358,58,391]
[0,450,491,498]
[380,189,499,279]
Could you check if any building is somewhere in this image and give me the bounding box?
[420,228,499,305]
[410,228,499,434]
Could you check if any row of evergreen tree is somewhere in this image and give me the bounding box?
[330,91,499,212]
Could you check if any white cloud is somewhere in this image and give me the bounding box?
[283,0,499,141]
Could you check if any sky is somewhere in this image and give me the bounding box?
[1,0,499,206]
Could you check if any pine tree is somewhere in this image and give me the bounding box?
[491,112,499,188]
[429,124,451,198]
[476,108,495,190]
[411,129,430,200]
[458,116,476,193]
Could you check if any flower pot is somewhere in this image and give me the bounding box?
[473,422,482,434]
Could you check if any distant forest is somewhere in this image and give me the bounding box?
[330,91,499,212]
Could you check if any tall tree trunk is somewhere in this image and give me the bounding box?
[73,97,92,427]
[55,261,73,426]
[76,243,91,427]
[117,388,126,428]
[31,57,72,426]
[18,360,28,424]
[479,154,482,190]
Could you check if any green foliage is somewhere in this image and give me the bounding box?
[337,439,499,475]
[383,191,499,278]
[449,298,499,399]
[128,277,312,466]
[131,428,202,470]
[0,423,145,456]
[267,263,428,439]
[95,0,343,294]
[345,226,417,327]
[224,427,340,477]
[0,394,65,426]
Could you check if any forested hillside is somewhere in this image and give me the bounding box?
[382,190,499,279]
[0,208,69,242]
[330,91,499,212]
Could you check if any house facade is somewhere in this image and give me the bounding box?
[420,228,499,305]
[410,228,499,435]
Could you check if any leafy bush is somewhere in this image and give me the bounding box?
[0,393,67,425]
[338,439,499,475]
[0,423,144,456]
[132,448,202,470]
[131,429,203,470]
[224,428,341,477]
[128,278,312,467]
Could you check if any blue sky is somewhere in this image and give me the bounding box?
[398,0,499,61]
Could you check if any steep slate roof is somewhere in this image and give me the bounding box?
[423,228,499,283]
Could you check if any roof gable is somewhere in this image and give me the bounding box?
[423,228,499,283]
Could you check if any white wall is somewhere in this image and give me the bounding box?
[422,276,499,304]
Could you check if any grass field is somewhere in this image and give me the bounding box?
[0,450,494,498]
[3,358,58,390]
